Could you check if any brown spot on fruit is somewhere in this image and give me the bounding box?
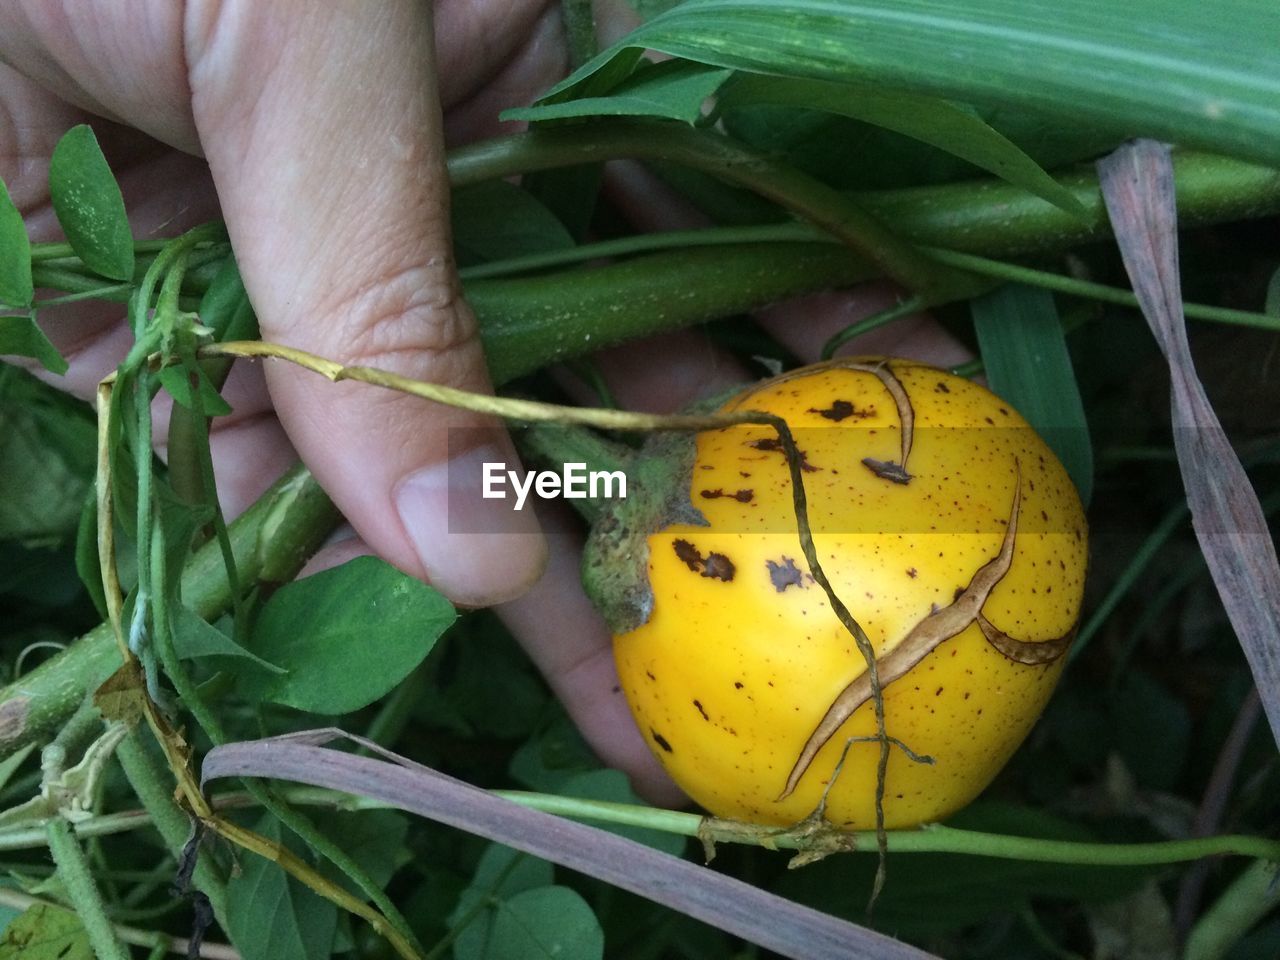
[748,437,818,471]
[701,488,754,503]
[702,553,736,581]
[673,539,702,571]
[808,399,870,422]
[767,556,805,592]
[935,381,951,393]
[651,730,674,753]
[693,700,709,721]
[906,567,918,579]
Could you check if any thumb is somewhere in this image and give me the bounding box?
[186,1,546,604]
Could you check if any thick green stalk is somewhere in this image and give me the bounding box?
[46,817,131,960]
[449,119,954,295]
[1185,860,1280,960]
[27,149,1280,387]
[116,732,230,930]
[0,463,338,760]
[474,242,874,384]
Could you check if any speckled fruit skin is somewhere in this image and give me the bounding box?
[612,358,1088,830]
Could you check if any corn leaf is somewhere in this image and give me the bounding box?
[1098,139,1280,750]
[971,284,1094,504]
[543,1,1280,168]
[203,730,939,960]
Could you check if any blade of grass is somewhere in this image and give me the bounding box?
[1098,139,1280,751]
[201,731,938,960]
[971,284,1094,503]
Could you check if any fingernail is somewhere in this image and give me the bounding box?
[394,437,547,606]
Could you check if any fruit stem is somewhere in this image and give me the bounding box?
[514,421,637,524]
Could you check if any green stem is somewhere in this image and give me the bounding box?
[492,792,1280,865]
[1185,860,1280,960]
[46,817,131,960]
[560,0,598,67]
[513,422,636,524]
[116,732,231,930]
[449,119,960,296]
[10,783,1278,869]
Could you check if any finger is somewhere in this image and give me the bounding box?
[497,502,687,805]
[185,1,546,606]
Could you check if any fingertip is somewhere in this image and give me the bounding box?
[394,430,548,607]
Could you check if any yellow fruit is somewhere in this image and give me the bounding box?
[589,358,1087,830]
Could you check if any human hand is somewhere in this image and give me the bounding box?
[0,0,970,805]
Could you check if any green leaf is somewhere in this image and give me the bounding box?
[558,770,687,856]
[0,903,92,960]
[0,180,32,307]
[451,182,576,266]
[48,125,134,281]
[452,848,602,960]
[157,361,233,416]
[171,604,284,674]
[198,257,258,342]
[467,887,604,960]
[0,744,36,797]
[74,494,107,619]
[506,60,732,125]
[227,815,337,960]
[311,809,409,892]
[719,75,1087,218]
[0,365,94,545]
[240,556,456,714]
[0,315,67,375]
[543,0,1280,168]
[971,283,1094,504]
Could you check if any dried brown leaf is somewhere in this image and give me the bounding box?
[201,729,936,960]
[1097,139,1280,749]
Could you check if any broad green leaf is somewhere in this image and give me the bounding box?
[74,493,107,619]
[0,364,94,545]
[451,181,576,266]
[312,809,409,892]
[1111,670,1190,791]
[198,257,258,341]
[470,888,604,960]
[0,744,36,797]
[0,904,92,960]
[452,848,602,960]
[227,815,338,960]
[558,770,686,856]
[172,604,284,674]
[971,283,1093,504]
[542,0,1280,168]
[157,360,233,416]
[0,911,92,960]
[48,125,134,281]
[240,555,455,714]
[0,181,32,307]
[0,315,67,375]
[460,844,554,906]
[505,60,732,125]
[719,75,1087,218]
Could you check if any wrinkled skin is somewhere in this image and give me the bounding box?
[0,0,970,803]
